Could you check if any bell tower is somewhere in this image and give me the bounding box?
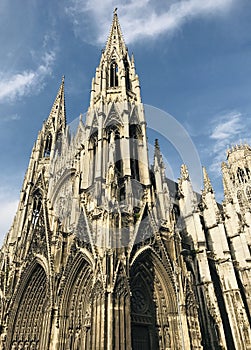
[81,9,151,236]
[222,145,251,322]
[4,9,249,350]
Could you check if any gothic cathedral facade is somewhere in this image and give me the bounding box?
[0,11,251,350]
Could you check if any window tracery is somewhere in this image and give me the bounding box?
[237,167,246,183]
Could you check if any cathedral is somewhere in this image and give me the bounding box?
[1,10,251,350]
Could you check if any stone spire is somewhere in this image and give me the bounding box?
[89,10,141,108]
[104,8,127,59]
[46,76,66,133]
[41,77,66,158]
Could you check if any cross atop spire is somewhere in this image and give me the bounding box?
[104,8,127,59]
[89,10,141,107]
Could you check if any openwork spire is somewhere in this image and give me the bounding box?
[89,10,142,107]
[46,76,66,132]
[104,8,127,59]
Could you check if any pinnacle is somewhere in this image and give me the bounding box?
[202,166,213,193]
[154,139,160,152]
[154,139,164,166]
[180,164,190,181]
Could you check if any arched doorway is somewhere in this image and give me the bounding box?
[130,249,179,350]
[8,264,50,350]
[59,253,94,350]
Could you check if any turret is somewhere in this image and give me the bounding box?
[201,166,251,348]
[221,145,251,321]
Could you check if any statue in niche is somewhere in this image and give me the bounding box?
[24,342,30,350]
[18,342,24,350]
[11,342,18,350]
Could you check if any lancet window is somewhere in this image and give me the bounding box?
[124,58,131,90]
[89,130,98,183]
[129,124,141,181]
[107,126,122,175]
[237,167,246,183]
[110,60,118,87]
[44,133,52,157]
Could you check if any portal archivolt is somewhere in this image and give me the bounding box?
[8,263,49,350]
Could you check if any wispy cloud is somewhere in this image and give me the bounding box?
[0,184,19,244]
[0,113,21,123]
[0,51,56,103]
[65,0,236,44]
[208,111,251,175]
[0,198,18,244]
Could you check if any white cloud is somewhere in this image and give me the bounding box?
[208,111,251,175]
[0,113,21,123]
[210,112,243,141]
[0,198,18,245]
[65,0,236,44]
[0,51,56,103]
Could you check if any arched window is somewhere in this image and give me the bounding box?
[89,130,98,183]
[124,58,131,90]
[107,126,122,175]
[110,60,118,87]
[44,133,52,157]
[237,167,245,183]
[129,125,142,181]
[246,167,250,179]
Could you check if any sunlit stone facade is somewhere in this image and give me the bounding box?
[0,11,251,350]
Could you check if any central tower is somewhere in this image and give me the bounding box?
[6,9,251,350]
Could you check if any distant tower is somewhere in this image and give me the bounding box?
[0,10,251,350]
[222,145,251,323]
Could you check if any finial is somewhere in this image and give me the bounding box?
[154,139,161,160]
[202,166,213,193]
[114,7,117,15]
[154,139,160,150]
[180,164,190,181]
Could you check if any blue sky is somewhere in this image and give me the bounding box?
[1,0,251,241]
